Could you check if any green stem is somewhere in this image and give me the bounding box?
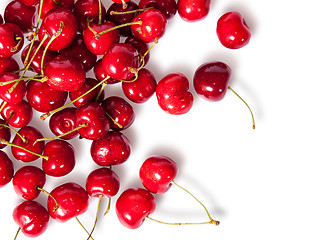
[11,37,23,53]
[146,216,219,226]
[94,82,107,102]
[0,124,26,143]
[87,194,102,240]
[104,197,111,216]
[75,217,95,240]
[94,20,142,39]
[36,186,59,212]
[98,0,102,25]
[109,7,153,16]
[0,139,48,160]
[13,227,20,240]
[105,112,123,129]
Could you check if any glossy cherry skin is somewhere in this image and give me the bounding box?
[102,43,139,81]
[86,167,120,198]
[39,0,75,19]
[0,72,26,104]
[75,102,111,140]
[0,118,11,149]
[0,23,24,58]
[1,100,33,128]
[74,0,106,32]
[131,9,167,43]
[83,21,120,55]
[0,57,19,75]
[178,0,211,22]
[106,1,139,37]
[42,139,75,177]
[17,0,39,6]
[4,0,36,33]
[49,107,79,140]
[124,35,150,66]
[13,200,50,238]
[47,182,89,222]
[102,96,135,130]
[44,55,86,92]
[116,187,156,229]
[12,166,46,200]
[139,0,177,20]
[21,41,57,74]
[193,61,231,101]
[11,126,45,162]
[0,150,14,187]
[90,131,131,166]
[59,34,97,72]
[93,59,119,84]
[216,11,251,49]
[156,73,194,115]
[38,8,78,51]
[122,68,156,103]
[139,155,178,194]
[26,80,68,113]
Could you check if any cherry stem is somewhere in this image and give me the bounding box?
[13,227,20,240]
[87,194,102,240]
[40,76,110,121]
[11,37,22,53]
[92,20,142,40]
[75,217,95,240]
[227,86,255,129]
[104,197,111,216]
[0,101,7,113]
[109,7,153,16]
[98,0,102,25]
[0,76,41,87]
[0,124,27,143]
[146,216,219,226]
[0,139,48,160]
[94,82,107,102]
[36,186,59,212]
[53,0,61,6]
[139,37,158,70]
[105,112,123,129]
[33,123,88,145]
[117,67,139,83]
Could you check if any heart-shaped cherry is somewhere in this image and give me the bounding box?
[0,100,33,128]
[156,72,194,115]
[139,0,177,20]
[0,23,24,58]
[216,11,251,49]
[177,0,211,22]
[49,107,79,140]
[4,0,35,33]
[0,57,19,76]
[0,150,14,187]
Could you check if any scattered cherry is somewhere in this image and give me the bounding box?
[0,100,33,128]
[49,107,79,140]
[178,0,211,22]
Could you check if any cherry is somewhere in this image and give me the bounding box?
[17,0,39,6]
[26,80,68,113]
[47,182,89,222]
[102,43,139,81]
[177,0,211,22]
[39,0,74,19]
[216,11,251,49]
[116,187,156,229]
[139,0,177,20]
[49,107,79,140]
[0,23,24,58]
[122,68,157,103]
[0,150,14,187]
[74,0,106,32]
[0,57,19,76]
[4,0,36,33]
[131,8,167,43]
[90,131,131,166]
[0,100,33,128]
[59,34,97,72]
[139,155,178,194]
[124,35,150,66]
[83,21,120,55]
[42,139,75,177]
[0,119,11,149]
[44,55,86,92]
[0,72,26,104]
[13,200,49,238]
[156,73,194,115]
[102,96,135,130]
[106,1,139,37]
[193,61,255,129]
[12,166,46,200]
[0,14,2,24]
[93,59,119,84]
[75,102,111,140]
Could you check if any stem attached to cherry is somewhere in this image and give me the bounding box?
[0,124,27,143]
[87,194,102,240]
[11,37,23,53]
[36,186,59,212]
[104,197,111,216]
[109,7,153,16]
[0,139,48,160]
[105,112,123,129]
[13,227,20,240]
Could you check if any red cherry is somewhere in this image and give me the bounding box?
[42,139,75,177]
[139,0,177,20]
[90,131,131,166]
[124,35,150,66]
[13,200,49,238]
[93,59,119,84]
[0,72,26,104]
[44,55,86,92]
[116,187,156,229]
[12,166,46,200]
[49,107,79,140]
[0,119,11,149]
[47,182,89,222]
[156,73,194,115]
[0,57,19,76]
[0,150,14,187]
[17,0,39,6]
[139,155,178,194]
[131,9,167,43]
[39,0,75,20]
[177,0,211,22]
[0,23,24,58]
[0,14,2,24]
[122,68,157,103]
[216,11,251,49]
[1,100,33,128]
[26,80,68,113]
[74,0,106,32]
[102,96,135,130]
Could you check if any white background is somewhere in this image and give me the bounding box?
[1,0,334,239]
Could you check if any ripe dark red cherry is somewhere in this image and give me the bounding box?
[0,57,19,76]
[90,131,131,166]
[124,35,150,66]
[1,100,33,128]
[216,11,251,49]
[12,166,46,200]
[0,119,11,149]
[0,150,14,187]
[131,9,167,43]
[139,0,177,20]
[13,200,50,238]
[47,182,89,222]
[178,0,211,22]
[49,107,79,140]
[116,187,156,229]
[39,0,75,19]
[0,23,24,58]
[139,155,178,194]
[0,72,26,104]
[94,59,119,84]
[156,73,194,115]
[4,0,35,33]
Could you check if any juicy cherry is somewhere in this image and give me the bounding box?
[0,150,14,187]
[177,0,211,22]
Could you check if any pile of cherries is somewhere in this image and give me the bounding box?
[0,0,254,238]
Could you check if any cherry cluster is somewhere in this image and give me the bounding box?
[0,0,254,238]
